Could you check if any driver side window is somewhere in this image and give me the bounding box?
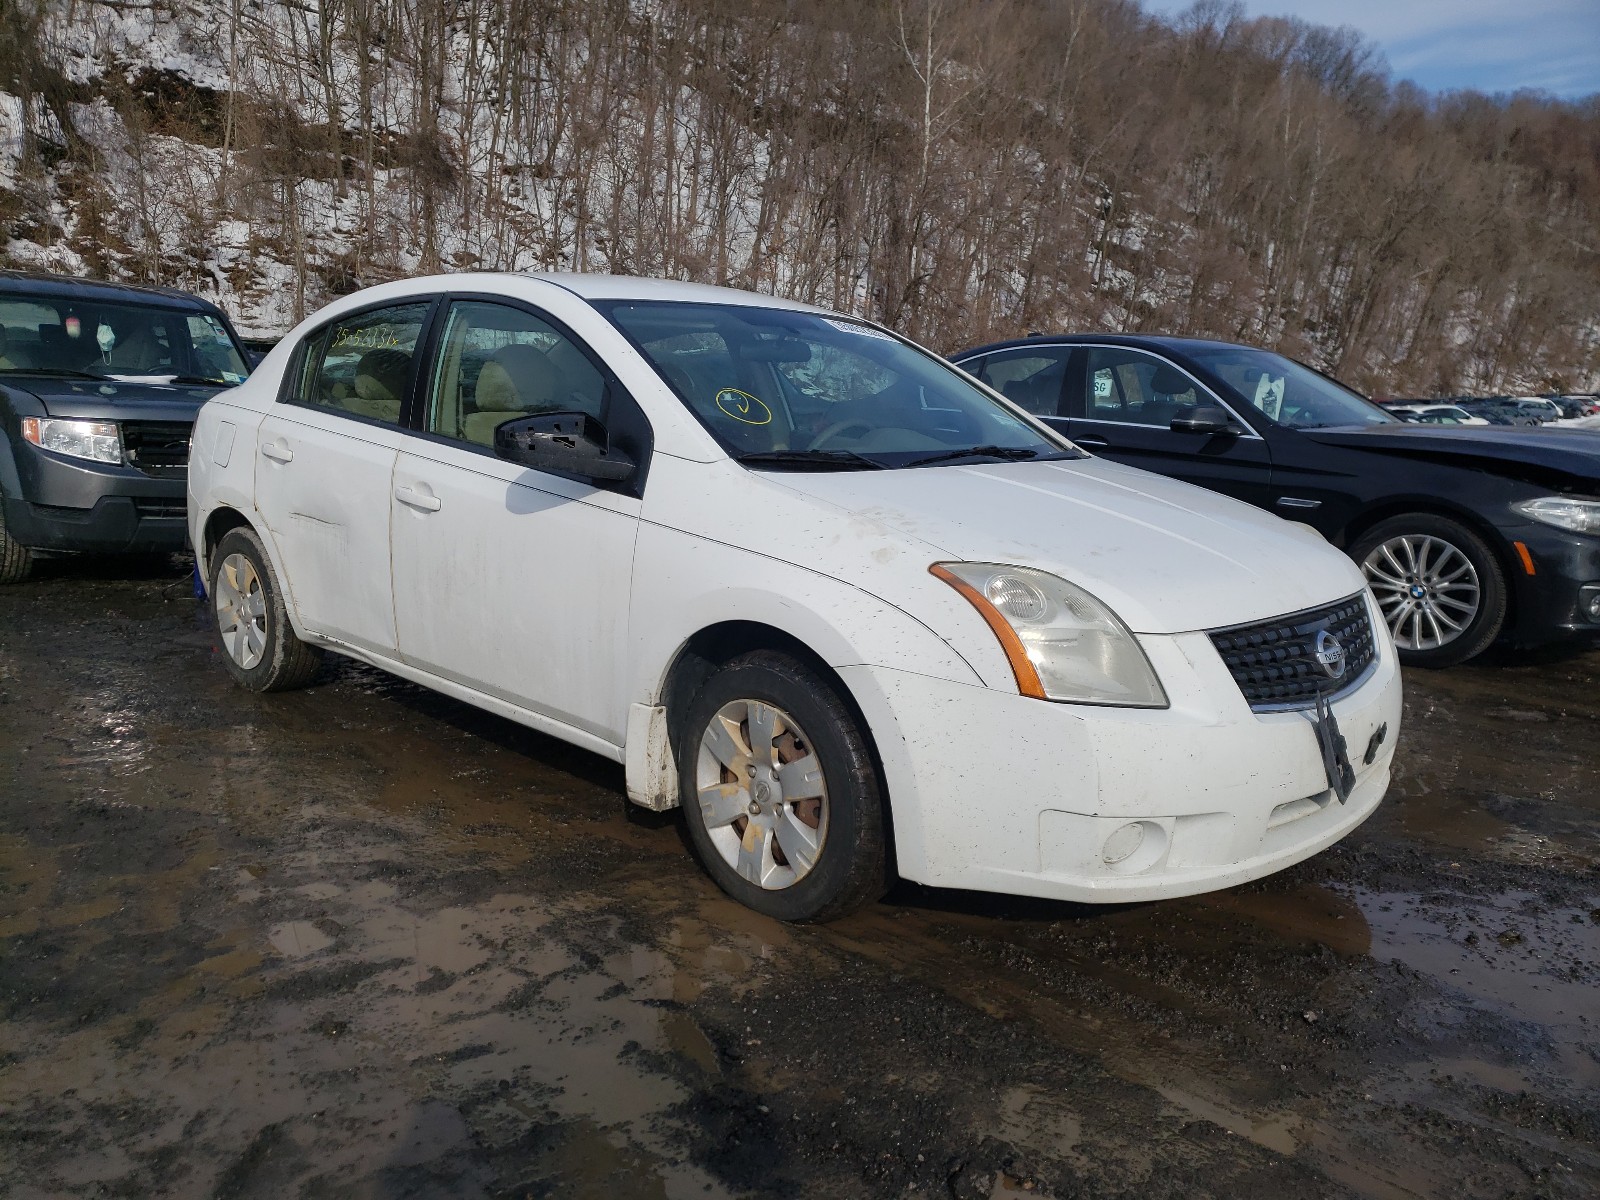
[426,302,606,448]
[1082,348,1200,427]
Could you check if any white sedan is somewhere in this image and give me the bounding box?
[188,274,1401,920]
[1386,404,1489,426]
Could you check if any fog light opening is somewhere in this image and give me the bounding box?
[1102,822,1146,865]
[1582,585,1600,623]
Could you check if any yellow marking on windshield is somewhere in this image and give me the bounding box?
[715,388,772,425]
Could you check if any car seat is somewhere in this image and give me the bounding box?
[1143,364,1196,425]
[463,343,560,444]
[348,348,411,421]
[105,323,166,373]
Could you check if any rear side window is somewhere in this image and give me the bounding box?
[288,302,430,425]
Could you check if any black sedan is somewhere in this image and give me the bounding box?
[951,334,1600,667]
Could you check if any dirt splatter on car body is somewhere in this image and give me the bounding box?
[1,560,1597,1198]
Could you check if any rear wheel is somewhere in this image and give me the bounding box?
[209,526,323,691]
[0,489,34,584]
[677,651,887,921]
[1351,514,1506,668]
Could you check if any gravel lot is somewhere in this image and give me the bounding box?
[1,558,1597,1199]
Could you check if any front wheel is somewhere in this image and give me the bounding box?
[209,526,323,691]
[0,488,34,584]
[1351,514,1507,668]
[677,651,887,921]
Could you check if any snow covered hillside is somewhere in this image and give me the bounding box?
[2,0,1596,394]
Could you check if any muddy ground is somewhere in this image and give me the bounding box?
[1,558,1597,1200]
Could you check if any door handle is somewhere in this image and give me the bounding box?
[394,485,442,513]
[260,442,294,463]
[1074,435,1110,449]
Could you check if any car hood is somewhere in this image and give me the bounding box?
[1302,424,1600,487]
[4,375,227,422]
[765,456,1366,634]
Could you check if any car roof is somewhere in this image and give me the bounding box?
[525,272,832,314]
[0,268,221,311]
[953,332,1253,359]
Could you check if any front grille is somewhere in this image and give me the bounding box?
[1209,594,1376,711]
[122,420,192,477]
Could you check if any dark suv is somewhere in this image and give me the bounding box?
[0,271,252,582]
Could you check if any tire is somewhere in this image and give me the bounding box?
[1350,514,1507,668]
[0,488,34,584]
[208,526,323,691]
[676,651,887,921]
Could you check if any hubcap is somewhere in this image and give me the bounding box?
[1361,534,1480,651]
[214,552,268,669]
[695,699,828,890]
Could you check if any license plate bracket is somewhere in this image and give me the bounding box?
[1313,690,1356,803]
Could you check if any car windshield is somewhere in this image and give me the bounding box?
[0,291,250,386]
[597,301,1077,468]
[1186,346,1396,429]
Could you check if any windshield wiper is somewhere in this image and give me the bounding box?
[734,449,886,471]
[904,445,1050,468]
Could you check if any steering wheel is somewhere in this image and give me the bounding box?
[809,419,877,451]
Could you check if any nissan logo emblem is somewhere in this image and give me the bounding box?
[1313,629,1347,679]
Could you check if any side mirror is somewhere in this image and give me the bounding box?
[494,411,636,483]
[1170,405,1242,436]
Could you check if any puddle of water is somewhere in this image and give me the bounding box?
[1151,1083,1298,1155]
[1349,885,1600,1081]
[267,921,334,958]
[1194,884,1372,956]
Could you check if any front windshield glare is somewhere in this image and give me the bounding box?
[0,292,250,385]
[599,301,1076,468]
[1187,347,1395,429]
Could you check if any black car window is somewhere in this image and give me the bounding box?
[292,302,430,425]
[1081,347,1199,427]
[0,292,249,384]
[1186,346,1394,428]
[974,349,1071,416]
[425,301,607,447]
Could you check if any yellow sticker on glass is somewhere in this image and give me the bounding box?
[715,388,772,425]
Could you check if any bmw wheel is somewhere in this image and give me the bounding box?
[1351,514,1506,668]
[677,651,887,921]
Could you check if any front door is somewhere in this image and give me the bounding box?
[1059,345,1276,510]
[254,299,432,655]
[389,298,645,745]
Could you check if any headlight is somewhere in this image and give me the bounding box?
[931,562,1168,707]
[21,417,122,464]
[1513,496,1600,535]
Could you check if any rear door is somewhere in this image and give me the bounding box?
[1059,344,1276,510]
[254,299,433,656]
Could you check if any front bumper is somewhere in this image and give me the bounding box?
[1502,523,1600,645]
[842,595,1402,904]
[5,439,188,553]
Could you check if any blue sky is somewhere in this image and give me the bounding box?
[1141,0,1599,98]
